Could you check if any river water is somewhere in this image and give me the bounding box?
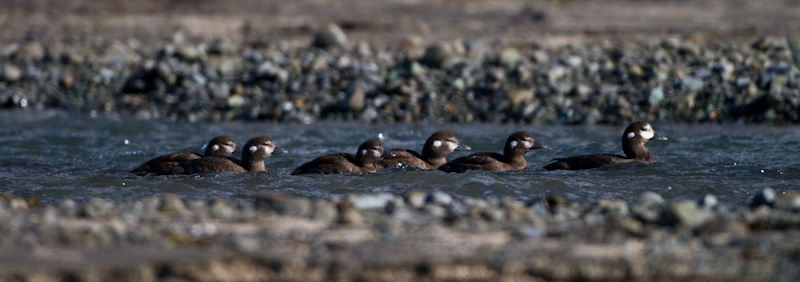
[1,110,797,206]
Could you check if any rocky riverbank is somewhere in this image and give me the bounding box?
[1,189,799,281]
[2,31,800,124]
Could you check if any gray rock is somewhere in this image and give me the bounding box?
[311,23,349,49]
[499,47,522,68]
[749,188,776,208]
[347,193,395,210]
[647,87,664,105]
[1,64,22,82]
[337,199,362,226]
[426,191,453,206]
[632,192,666,223]
[404,190,427,209]
[667,201,714,228]
[159,194,187,216]
[422,43,455,69]
[774,190,800,211]
[255,192,312,217]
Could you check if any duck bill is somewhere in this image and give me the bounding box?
[380,150,393,158]
[455,143,471,151]
[532,141,547,150]
[273,147,289,154]
[651,134,668,141]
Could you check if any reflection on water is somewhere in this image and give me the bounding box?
[1,110,798,205]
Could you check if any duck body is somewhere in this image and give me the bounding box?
[132,135,236,175]
[439,131,545,173]
[173,135,286,174]
[544,121,667,171]
[379,130,471,170]
[292,139,389,175]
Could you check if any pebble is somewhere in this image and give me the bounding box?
[311,23,349,50]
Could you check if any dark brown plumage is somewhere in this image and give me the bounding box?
[543,121,667,171]
[378,130,471,170]
[131,135,236,175]
[438,131,546,173]
[292,139,390,175]
[174,135,286,174]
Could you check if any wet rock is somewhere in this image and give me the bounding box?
[404,190,427,209]
[159,194,187,217]
[210,198,235,220]
[647,86,664,106]
[347,193,395,210]
[499,47,522,68]
[774,190,800,211]
[337,199,363,226]
[666,201,714,228]
[749,188,776,208]
[311,23,349,50]
[1,64,22,82]
[422,43,456,69]
[631,192,666,223]
[426,191,453,206]
[14,41,45,63]
[255,192,312,217]
[312,198,338,222]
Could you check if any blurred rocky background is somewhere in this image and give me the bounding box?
[2,0,800,124]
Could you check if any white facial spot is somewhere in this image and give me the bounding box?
[447,141,458,151]
[433,140,442,148]
[640,130,655,140]
[510,141,518,148]
[211,144,220,152]
[263,146,273,154]
[249,146,257,152]
[371,150,380,157]
[522,141,533,148]
[360,149,367,156]
[627,132,636,139]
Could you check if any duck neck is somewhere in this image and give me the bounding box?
[242,154,267,173]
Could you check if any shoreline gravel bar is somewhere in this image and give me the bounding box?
[1,189,799,281]
[2,33,800,125]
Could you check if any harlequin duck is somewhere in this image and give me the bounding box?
[438,131,546,173]
[131,135,236,175]
[378,130,471,170]
[173,135,287,174]
[291,139,391,175]
[543,121,667,171]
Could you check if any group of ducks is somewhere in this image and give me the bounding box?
[131,121,667,176]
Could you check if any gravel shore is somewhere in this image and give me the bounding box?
[2,0,800,125]
[2,33,799,124]
[1,189,799,281]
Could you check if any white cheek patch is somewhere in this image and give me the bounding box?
[447,142,458,151]
[640,130,655,140]
[433,140,442,148]
[249,146,257,153]
[211,144,220,152]
[510,141,518,148]
[627,132,636,139]
[263,146,273,154]
[360,149,367,156]
[371,150,380,157]
[523,141,533,148]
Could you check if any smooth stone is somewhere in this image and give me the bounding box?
[347,193,395,210]
[632,192,666,223]
[667,201,714,228]
[311,23,349,49]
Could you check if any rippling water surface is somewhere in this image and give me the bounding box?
[1,110,798,205]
